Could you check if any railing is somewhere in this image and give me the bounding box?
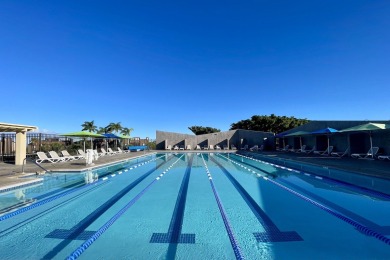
[0,133,154,162]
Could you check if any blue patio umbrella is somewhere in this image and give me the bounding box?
[102,133,122,149]
[311,127,339,134]
[102,133,121,139]
[311,127,339,148]
[275,132,289,148]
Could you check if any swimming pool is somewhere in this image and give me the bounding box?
[0,152,389,259]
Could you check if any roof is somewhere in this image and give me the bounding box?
[0,122,37,132]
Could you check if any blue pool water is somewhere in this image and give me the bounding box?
[0,152,390,259]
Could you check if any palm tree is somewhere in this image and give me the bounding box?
[97,126,112,134]
[120,127,134,146]
[81,120,97,132]
[108,122,122,134]
[81,120,97,149]
[106,122,122,148]
[120,127,134,136]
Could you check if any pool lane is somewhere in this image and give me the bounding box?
[221,153,390,249]
[81,153,239,260]
[209,154,303,243]
[67,154,185,260]
[228,153,390,234]
[0,154,173,260]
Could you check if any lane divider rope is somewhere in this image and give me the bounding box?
[200,154,245,260]
[0,154,165,222]
[218,153,390,246]
[66,155,184,260]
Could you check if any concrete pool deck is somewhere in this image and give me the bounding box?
[0,150,389,191]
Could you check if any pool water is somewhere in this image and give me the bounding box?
[0,152,389,259]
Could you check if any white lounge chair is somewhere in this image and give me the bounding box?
[304,146,316,154]
[166,145,172,150]
[331,147,349,157]
[117,147,130,153]
[195,145,201,150]
[215,145,222,150]
[209,145,214,150]
[314,146,334,156]
[61,150,83,160]
[223,145,228,150]
[49,151,72,162]
[278,145,290,152]
[108,148,121,154]
[295,145,307,153]
[78,149,86,157]
[101,148,114,155]
[231,144,237,150]
[249,145,259,151]
[378,155,390,160]
[173,145,179,150]
[186,145,192,150]
[203,145,209,150]
[36,152,62,163]
[179,145,185,150]
[351,147,379,159]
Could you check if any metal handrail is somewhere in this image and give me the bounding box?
[22,157,50,174]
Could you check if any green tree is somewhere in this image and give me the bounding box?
[81,120,97,132]
[188,126,221,135]
[230,114,309,133]
[108,122,122,134]
[120,127,134,146]
[120,127,134,136]
[97,126,111,134]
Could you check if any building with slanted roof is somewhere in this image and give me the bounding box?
[156,129,275,150]
[277,120,390,156]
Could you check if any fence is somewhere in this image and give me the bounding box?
[0,133,152,162]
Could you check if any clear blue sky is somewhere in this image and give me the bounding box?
[1,1,389,139]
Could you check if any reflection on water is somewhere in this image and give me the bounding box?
[15,189,25,200]
[84,171,98,184]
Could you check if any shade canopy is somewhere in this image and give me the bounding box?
[311,127,338,134]
[118,134,132,139]
[339,123,390,159]
[285,131,310,137]
[102,133,122,139]
[60,131,104,152]
[60,131,104,138]
[339,123,390,132]
[275,132,288,138]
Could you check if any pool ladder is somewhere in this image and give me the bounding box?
[22,157,50,174]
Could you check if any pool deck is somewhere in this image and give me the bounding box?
[0,150,389,191]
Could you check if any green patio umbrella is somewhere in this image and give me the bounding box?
[60,131,104,152]
[285,131,310,148]
[339,123,390,158]
[119,134,131,147]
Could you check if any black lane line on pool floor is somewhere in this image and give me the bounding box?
[0,155,157,222]
[150,153,195,244]
[209,155,303,243]
[42,155,177,260]
[229,154,390,234]
[201,154,245,260]
[66,155,185,260]
[0,181,109,238]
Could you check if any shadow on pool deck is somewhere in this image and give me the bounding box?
[1,150,389,190]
